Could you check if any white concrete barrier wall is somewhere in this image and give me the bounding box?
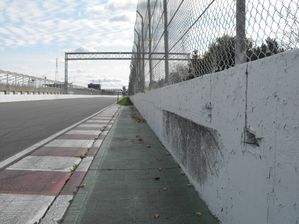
[131,49,299,224]
[0,95,116,103]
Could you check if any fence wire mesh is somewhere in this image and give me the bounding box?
[129,0,299,95]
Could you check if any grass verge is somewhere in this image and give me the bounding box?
[117,97,133,106]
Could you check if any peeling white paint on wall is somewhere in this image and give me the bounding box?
[131,49,299,224]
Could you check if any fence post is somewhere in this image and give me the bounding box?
[64,53,68,94]
[133,41,139,94]
[6,74,9,94]
[235,0,246,64]
[136,10,145,92]
[134,29,142,92]
[148,0,153,89]
[137,40,141,92]
[163,0,169,85]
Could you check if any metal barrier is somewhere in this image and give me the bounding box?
[0,70,64,94]
[129,0,299,94]
[0,69,100,95]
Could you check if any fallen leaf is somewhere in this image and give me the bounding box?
[57,218,64,224]
[196,211,202,216]
[154,213,160,219]
[77,183,86,188]
[187,183,192,187]
[153,176,160,181]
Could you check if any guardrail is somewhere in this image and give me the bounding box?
[0,69,101,95]
[0,70,64,94]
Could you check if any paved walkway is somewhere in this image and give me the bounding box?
[62,106,218,224]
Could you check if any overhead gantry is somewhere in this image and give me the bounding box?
[64,51,189,94]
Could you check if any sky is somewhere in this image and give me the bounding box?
[0,0,138,88]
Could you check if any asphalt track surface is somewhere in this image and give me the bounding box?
[0,97,116,162]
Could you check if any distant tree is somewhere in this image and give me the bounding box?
[188,35,285,78]
[247,37,284,61]
[189,35,235,77]
[169,63,190,84]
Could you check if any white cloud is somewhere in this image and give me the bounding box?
[110,14,131,22]
[0,1,6,11]
[0,0,138,88]
[107,0,137,11]
[0,0,138,49]
[87,4,106,15]
[73,47,97,52]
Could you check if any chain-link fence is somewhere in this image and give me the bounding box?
[129,0,299,95]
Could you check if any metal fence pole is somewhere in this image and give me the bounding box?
[136,42,140,92]
[141,21,145,92]
[6,74,9,94]
[64,53,68,94]
[148,0,153,89]
[134,56,138,94]
[133,41,139,94]
[163,0,169,85]
[137,10,145,92]
[235,0,246,64]
[134,29,142,92]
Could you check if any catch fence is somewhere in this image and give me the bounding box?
[129,0,299,94]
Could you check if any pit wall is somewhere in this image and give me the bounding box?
[130,50,299,224]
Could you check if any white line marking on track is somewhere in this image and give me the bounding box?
[92,139,104,148]
[45,139,94,148]
[0,194,55,224]
[66,130,102,135]
[85,120,110,124]
[77,124,106,128]
[7,156,81,172]
[76,156,93,172]
[40,195,73,224]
